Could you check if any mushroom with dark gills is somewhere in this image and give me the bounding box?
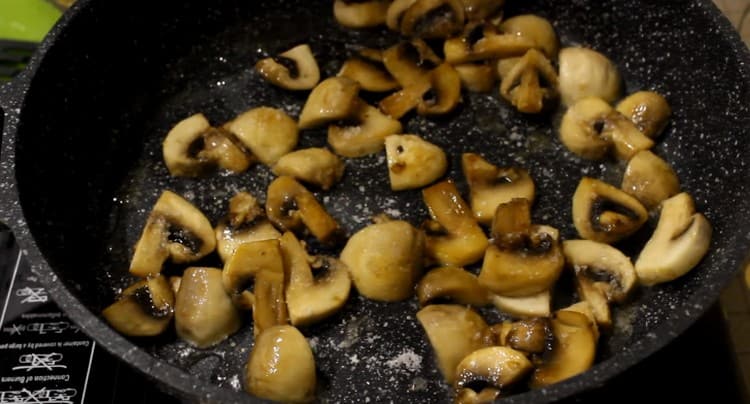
[129,190,216,278]
[265,176,341,244]
[572,177,648,244]
[102,274,175,337]
[635,192,712,286]
[254,44,320,90]
[385,134,448,191]
[214,191,281,264]
[225,106,299,166]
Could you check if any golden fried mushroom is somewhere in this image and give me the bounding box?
[272,147,345,190]
[333,0,391,28]
[102,274,175,337]
[572,177,648,244]
[298,77,361,129]
[328,101,403,157]
[214,191,281,264]
[621,150,680,210]
[498,14,558,58]
[416,265,491,306]
[615,90,672,138]
[499,48,559,114]
[226,106,299,166]
[454,346,533,392]
[265,176,341,244]
[385,134,448,191]
[255,44,321,90]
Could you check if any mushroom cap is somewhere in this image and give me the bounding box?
[621,150,680,210]
[615,90,672,139]
[499,14,559,59]
[558,46,622,106]
[226,106,299,165]
[328,101,403,157]
[386,134,448,191]
[333,0,390,28]
[416,265,491,306]
[454,346,533,391]
[255,44,321,90]
[562,239,637,303]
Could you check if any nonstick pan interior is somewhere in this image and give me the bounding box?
[2,0,750,402]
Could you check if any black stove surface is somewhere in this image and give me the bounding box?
[0,226,746,404]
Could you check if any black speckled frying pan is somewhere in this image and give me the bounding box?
[1,0,749,402]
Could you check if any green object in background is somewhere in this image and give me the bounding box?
[0,0,63,42]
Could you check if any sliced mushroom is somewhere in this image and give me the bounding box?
[333,0,390,28]
[443,23,535,65]
[558,47,622,107]
[169,276,182,295]
[279,232,351,326]
[379,83,432,119]
[382,39,441,87]
[400,0,466,39]
[564,301,600,341]
[175,267,242,348]
[222,239,284,310]
[422,180,489,267]
[252,268,289,337]
[340,219,425,301]
[163,113,253,177]
[563,239,637,303]
[621,150,680,210]
[498,14,559,59]
[297,76,361,130]
[529,309,598,388]
[572,177,648,244]
[417,63,462,115]
[328,100,403,157]
[603,110,656,161]
[458,0,504,22]
[416,265,491,306]
[226,106,299,165]
[454,62,497,93]
[338,51,399,92]
[573,274,611,329]
[130,190,216,277]
[272,147,345,191]
[246,325,316,403]
[214,191,281,263]
[416,304,490,384]
[635,192,712,286]
[102,274,175,337]
[504,317,550,354]
[265,176,341,244]
[255,44,321,90]
[499,48,559,114]
[454,346,533,392]
[386,0,419,32]
[478,199,564,297]
[454,387,501,404]
[558,97,613,160]
[385,134,448,191]
[615,90,671,139]
[462,153,535,225]
[490,290,552,318]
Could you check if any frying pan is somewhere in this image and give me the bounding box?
[1,0,749,402]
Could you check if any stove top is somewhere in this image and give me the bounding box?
[0,226,746,403]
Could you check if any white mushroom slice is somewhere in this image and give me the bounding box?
[621,150,680,210]
[558,97,614,160]
[454,62,497,93]
[499,14,559,59]
[226,107,299,166]
[459,0,504,22]
[462,153,535,225]
[572,177,648,244]
[603,111,655,161]
[130,191,216,277]
[255,44,321,90]
[298,77,361,130]
[338,53,399,92]
[341,220,425,301]
[615,90,672,139]
[416,265,491,307]
[422,180,489,267]
[562,239,637,303]
[162,113,253,177]
[573,275,611,329]
[102,274,175,337]
[175,267,242,348]
[252,267,289,337]
[222,239,284,310]
[214,192,281,263]
[385,134,448,191]
[635,192,712,286]
[529,309,598,388]
[333,0,390,28]
[417,63,462,116]
[272,147,345,191]
[443,23,535,65]
[490,290,551,318]
[558,47,622,106]
[499,48,559,114]
[246,325,316,403]
[416,304,489,384]
[279,232,351,327]
[454,346,533,393]
[265,176,341,244]
[328,101,403,157]
[399,0,466,39]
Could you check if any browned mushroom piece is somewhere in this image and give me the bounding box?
[415,265,491,306]
[225,106,299,166]
[458,0,504,22]
[328,100,403,157]
[499,48,559,114]
[504,317,550,354]
[333,0,391,28]
[163,113,253,177]
[454,387,501,404]
[615,90,672,139]
[417,63,462,115]
[621,150,680,211]
[454,62,497,92]
[498,14,559,59]
[130,190,216,277]
[478,199,564,297]
[279,232,352,327]
[338,49,399,92]
[400,0,466,39]
[272,147,345,191]
[222,239,285,311]
[252,267,289,337]
[254,44,321,90]
[102,274,175,337]
[297,76,361,130]
[386,0,419,32]
[462,153,535,225]
[416,304,490,384]
[572,177,648,244]
[422,180,489,267]
[383,39,442,87]
[454,346,533,394]
[175,267,242,348]
[214,191,281,264]
[444,22,535,65]
[385,134,448,191]
[265,176,341,244]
